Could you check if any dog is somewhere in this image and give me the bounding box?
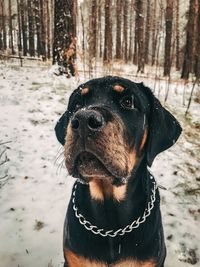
[55,76,182,267]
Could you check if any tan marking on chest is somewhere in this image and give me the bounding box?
[89,179,127,202]
[64,249,156,267]
[64,249,105,267]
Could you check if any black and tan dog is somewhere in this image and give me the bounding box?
[55,76,182,267]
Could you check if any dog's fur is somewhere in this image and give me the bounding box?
[55,76,182,267]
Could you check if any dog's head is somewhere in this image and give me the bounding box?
[55,76,182,184]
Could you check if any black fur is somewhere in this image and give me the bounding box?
[55,76,182,266]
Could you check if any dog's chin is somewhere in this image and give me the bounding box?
[71,152,118,183]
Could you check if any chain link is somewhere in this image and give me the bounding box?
[72,175,157,238]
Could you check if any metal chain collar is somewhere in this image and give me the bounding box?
[72,175,157,238]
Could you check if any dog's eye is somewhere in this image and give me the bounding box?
[120,96,135,110]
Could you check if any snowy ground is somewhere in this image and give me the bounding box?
[0,61,200,267]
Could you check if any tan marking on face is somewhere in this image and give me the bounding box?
[64,249,156,267]
[89,179,127,202]
[113,84,125,93]
[64,123,75,174]
[80,87,89,96]
[127,149,137,174]
[139,129,147,151]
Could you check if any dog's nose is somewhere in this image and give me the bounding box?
[71,109,104,133]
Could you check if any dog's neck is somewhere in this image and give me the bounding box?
[75,158,158,230]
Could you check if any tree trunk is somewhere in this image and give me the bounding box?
[163,0,173,76]
[194,0,200,79]
[135,0,145,73]
[133,2,138,65]
[103,0,112,63]
[1,0,7,50]
[17,0,22,52]
[8,0,14,54]
[144,0,151,64]
[53,0,77,65]
[40,0,46,59]
[175,0,180,70]
[181,0,198,79]
[151,0,157,66]
[46,0,51,59]
[128,0,134,61]
[20,0,28,56]
[123,0,128,63]
[27,0,35,56]
[98,1,102,58]
[115,0,122,59]
[33,0,41,56]
[89,0,97,59]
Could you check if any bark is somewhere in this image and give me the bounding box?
[175,0,180,70]
[103,0,112,63]
[128,0,134,61]
[163,0,173,76]
[144,0,151,64]
[89,0,97,59]
[194,0,200,79]
[46,0,51,59]
[98,1,102,58]
[8,0,14,54]
[116,0,122,59]
[53,0,77,65]
[40,0,46,59]
[27,0,35,56]
[135,0,145,73]
[17,0,22,52]
[151,0,157,65]
[181,0,198,79]
[20,0,28,56]
[123,0,128,62]
[1,0,7,50]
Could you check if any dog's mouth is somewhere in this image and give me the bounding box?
[73,151,116,182]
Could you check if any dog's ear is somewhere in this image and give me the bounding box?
[55,111,70,145]
[142,85,182,166]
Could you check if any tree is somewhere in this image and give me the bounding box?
[135,0,145,72]
[53,0,77,65]
[175,0,180,70]
[163,0,173,76]
[20,0,28,56]
[27,0,35,56]
[144,0,151,64]
[194,0,200,79]
[17,0,22,52]
[89,0,97,59]
[181,0,199,79]
[123,0,128,62]
[1,0,7,50]
[103,0,112,63]
[116,0,123,59]
[8,0,14,54]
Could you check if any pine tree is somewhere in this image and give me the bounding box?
[164,0,173,76]
[27,0,35,56]
[103,0,112,63]
[181,0,198,79]
[53,0,77,67]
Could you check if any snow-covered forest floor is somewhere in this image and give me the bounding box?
[0,60,200,267]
